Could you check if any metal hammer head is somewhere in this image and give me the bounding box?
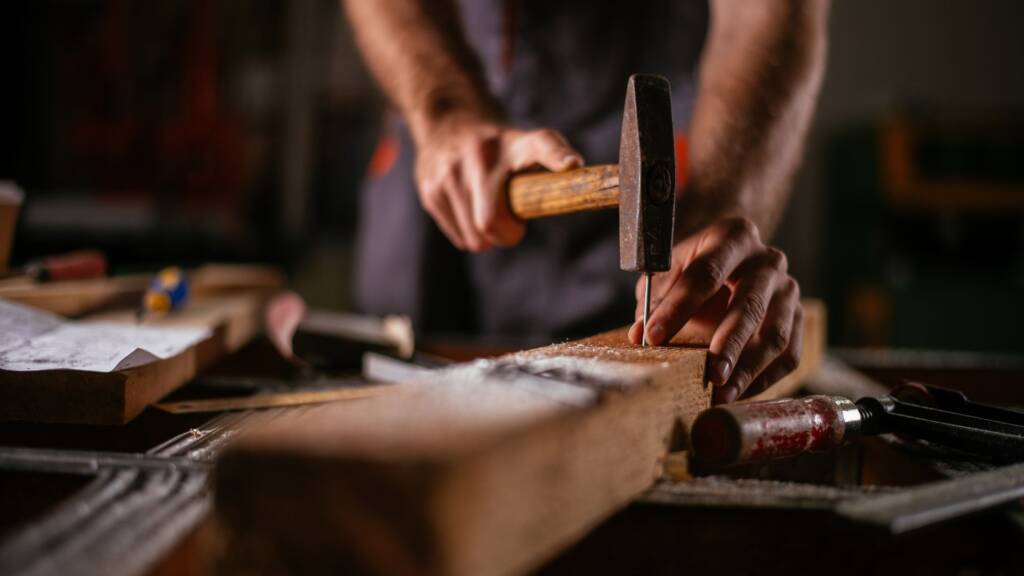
[618,74,676,273]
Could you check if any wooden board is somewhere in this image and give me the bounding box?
[0,263,284,318]
[0,273,149,317]
[212,300,826,576]
[213,331,711,576]
[0,290,272,425]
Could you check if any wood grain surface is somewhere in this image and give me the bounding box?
[212,301,825,575]
[214,329,710,576]
[0,263,284,318]
[508,165,619,219]
[0,288,277,425]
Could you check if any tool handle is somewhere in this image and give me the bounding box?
[691,395,863,466]
[140,267,190,319]
[508,165,619,220]
[33,250,108,282]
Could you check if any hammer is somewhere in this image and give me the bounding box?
[507,74,677,345]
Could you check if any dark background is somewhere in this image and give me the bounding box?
[2,0,1023,352]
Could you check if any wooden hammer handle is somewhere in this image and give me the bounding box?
[508,165,619,220]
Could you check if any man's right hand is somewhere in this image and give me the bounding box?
[414,121,584,252]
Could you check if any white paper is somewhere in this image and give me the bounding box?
[0,299,210,373]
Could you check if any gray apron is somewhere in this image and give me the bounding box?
[355,0,708,341]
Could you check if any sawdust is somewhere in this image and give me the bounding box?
[524,338,706,367]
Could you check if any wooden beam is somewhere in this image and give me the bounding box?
[213,331,711,576]
[212,301,825,575]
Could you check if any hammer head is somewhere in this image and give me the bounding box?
[618,74,676,273]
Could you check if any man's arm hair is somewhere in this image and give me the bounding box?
[679,0,829,239]
[342,0,500,145]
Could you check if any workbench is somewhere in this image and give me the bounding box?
[1,301,1023,576]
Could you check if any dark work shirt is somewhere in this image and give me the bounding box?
[354,0,708,342]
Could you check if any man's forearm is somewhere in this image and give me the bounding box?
[680,0,829,239]
[342,0,499,144]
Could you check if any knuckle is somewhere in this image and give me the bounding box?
[685,257,728,293]
[765,247,788,272]
[725,217,759,243]
[782,276,800,297]
[420,186,442,209]
[733,370,754,389]
[744,291,770,321]
[778,350,800,374]
[780,341,802,371]
[463,142,484,165]
[722,332,748,360]
[538,128,560,142]
[762,325,790,356]
[476,212,500,235]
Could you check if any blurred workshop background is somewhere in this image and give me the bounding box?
[2,0,1023,353]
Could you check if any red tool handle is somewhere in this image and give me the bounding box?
[691,395,863,466]
[33,250,108,282]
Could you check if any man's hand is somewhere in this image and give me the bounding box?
[628,217,803,404]
[414,121,583,252]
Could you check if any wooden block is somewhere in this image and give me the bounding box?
[0,347,198,424]
[212,300,826,575]
[214,331,710,576]
[0,291,271,425]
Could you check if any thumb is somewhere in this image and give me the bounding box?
[509,129,584,173]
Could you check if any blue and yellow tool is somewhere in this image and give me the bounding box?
[138,267,189,320]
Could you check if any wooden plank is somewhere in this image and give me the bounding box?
[154,384,393,414]
[0,290,272,425]
[0,273,149,317]
[213,331,710,576]
[0,263,284,318]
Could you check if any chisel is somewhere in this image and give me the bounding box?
[691,383,1024,466]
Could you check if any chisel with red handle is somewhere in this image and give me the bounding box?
[691,383,1024,466]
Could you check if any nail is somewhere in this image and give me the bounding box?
[708,357,732,386]
[563,155,581,168]
[648,323,665,345]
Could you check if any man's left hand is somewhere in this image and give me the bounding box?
[628,217,803,404]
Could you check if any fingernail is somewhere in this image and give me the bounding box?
[708,357,732,386]
[647,323,665,345]
[563,155,581,167]
[717,385,739,404]
[732,372,750,394]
